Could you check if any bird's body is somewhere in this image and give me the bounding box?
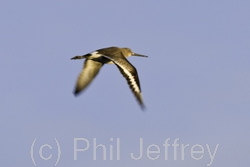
[71,46,147,109]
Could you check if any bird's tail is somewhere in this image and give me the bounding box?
[71,54,89,60]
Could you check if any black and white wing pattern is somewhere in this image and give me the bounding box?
[102,53,145,109]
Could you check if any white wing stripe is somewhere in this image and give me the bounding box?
[121,67,140,93]
[101,54,141,93]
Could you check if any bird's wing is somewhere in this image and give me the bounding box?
[102,54,145,109]
[74,59,103,95]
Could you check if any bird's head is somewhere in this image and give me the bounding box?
[122,48,148,58]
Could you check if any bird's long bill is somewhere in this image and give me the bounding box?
[133,53,148,58]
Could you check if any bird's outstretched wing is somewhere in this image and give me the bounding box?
[74,59,103,95]
[102,53,145,109]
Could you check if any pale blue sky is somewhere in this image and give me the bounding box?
[1,0,250,166]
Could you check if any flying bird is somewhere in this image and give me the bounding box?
[71,46,147,109]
